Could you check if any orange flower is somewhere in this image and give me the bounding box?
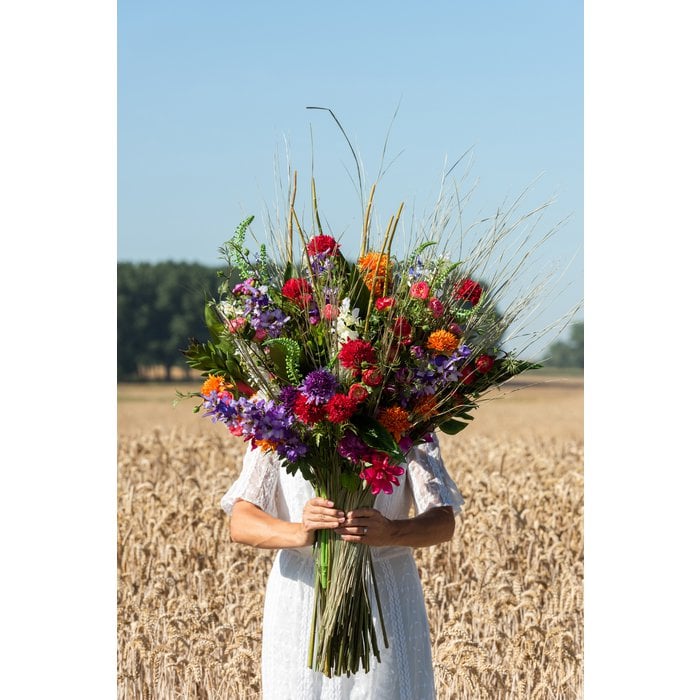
[201,374,229,395]
[412,395,438,419]
[254,439,277,453]
[358,251,392,296]
[426,330,459,354]
[377,405,411,442]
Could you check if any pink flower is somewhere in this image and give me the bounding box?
[410,281,430,300]
[323,303,339,321]
[374,296,396,312]
[359,451,405,495]
[253,328,268,342]
[227,317,247,333]
[428,297,444,318]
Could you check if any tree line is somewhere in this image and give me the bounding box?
[117,261,236,380]
[117,261,583,381]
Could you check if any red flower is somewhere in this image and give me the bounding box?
[410,281,430,300]
[475,354,494,374]
[428,297,444,318]
[326,393,358,423]
[348,383,369,403]
[459,364,477,386]
[374,296,396,312]
[306,235,339,257]
[282,278,314,307]
[392,316,412,343]
[359,451,405,495]
[338,339,377,376]
[361,367,383,387]
[455,278,483,306]
[293,394,326,424]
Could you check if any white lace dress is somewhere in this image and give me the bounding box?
[221,434,464,700]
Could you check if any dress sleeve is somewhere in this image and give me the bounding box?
[406,433,464,516]
[220,444,280,517]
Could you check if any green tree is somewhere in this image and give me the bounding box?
[117,262,224,380]
[543,321,584,369]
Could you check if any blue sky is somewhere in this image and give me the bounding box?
[118,0,583,356]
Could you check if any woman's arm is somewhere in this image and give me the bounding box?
[336,505,455,548]
[229,497,346,549]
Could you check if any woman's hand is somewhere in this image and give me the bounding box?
[300,497,346,546]
[336,508,397,546]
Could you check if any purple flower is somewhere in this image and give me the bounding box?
[338,433,368,463]
[279,386,299,413]
[277,437,309,463]
[300,369,339,405]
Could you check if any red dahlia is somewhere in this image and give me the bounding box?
[293,394,327,424]
[338,339,377,375]
[326,393,358,423]
[306,234,340,257]
[455,278,483,306]
[282,278,314,307]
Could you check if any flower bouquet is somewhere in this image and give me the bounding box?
[179,167,545,677]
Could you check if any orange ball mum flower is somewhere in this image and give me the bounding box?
[412,395,438,420]
[201,374,229,396]
[358,251,392,296]
[426,330,460,354]
[377,405,411,442]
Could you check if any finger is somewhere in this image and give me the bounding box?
[335,526,367,536]
[308,497,335,508]
[345,508,376,519]
[307,520,343,530]
[305,508,345,522]
[339,534,365,542]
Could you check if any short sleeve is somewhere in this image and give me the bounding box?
[406,433,464,516]
[220,445,280,516]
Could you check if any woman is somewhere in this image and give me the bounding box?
[221,432,463,699]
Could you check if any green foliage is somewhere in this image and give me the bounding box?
[263,337,303,385]
[117,261,226,380]
[218,215,256,282]
[350,415,404,463]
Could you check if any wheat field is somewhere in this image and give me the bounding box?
[117,376,583,699]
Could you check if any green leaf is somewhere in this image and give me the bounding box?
[438,418,472,435]
[204,301,225,340]
[351,415,403,463]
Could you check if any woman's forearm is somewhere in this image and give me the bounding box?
[229,500,308,549]
[389,506,456,547]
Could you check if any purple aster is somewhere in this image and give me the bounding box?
[278,386,299,413]
[300,368,340,405]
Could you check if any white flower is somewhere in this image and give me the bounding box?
[335,297,361,342]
